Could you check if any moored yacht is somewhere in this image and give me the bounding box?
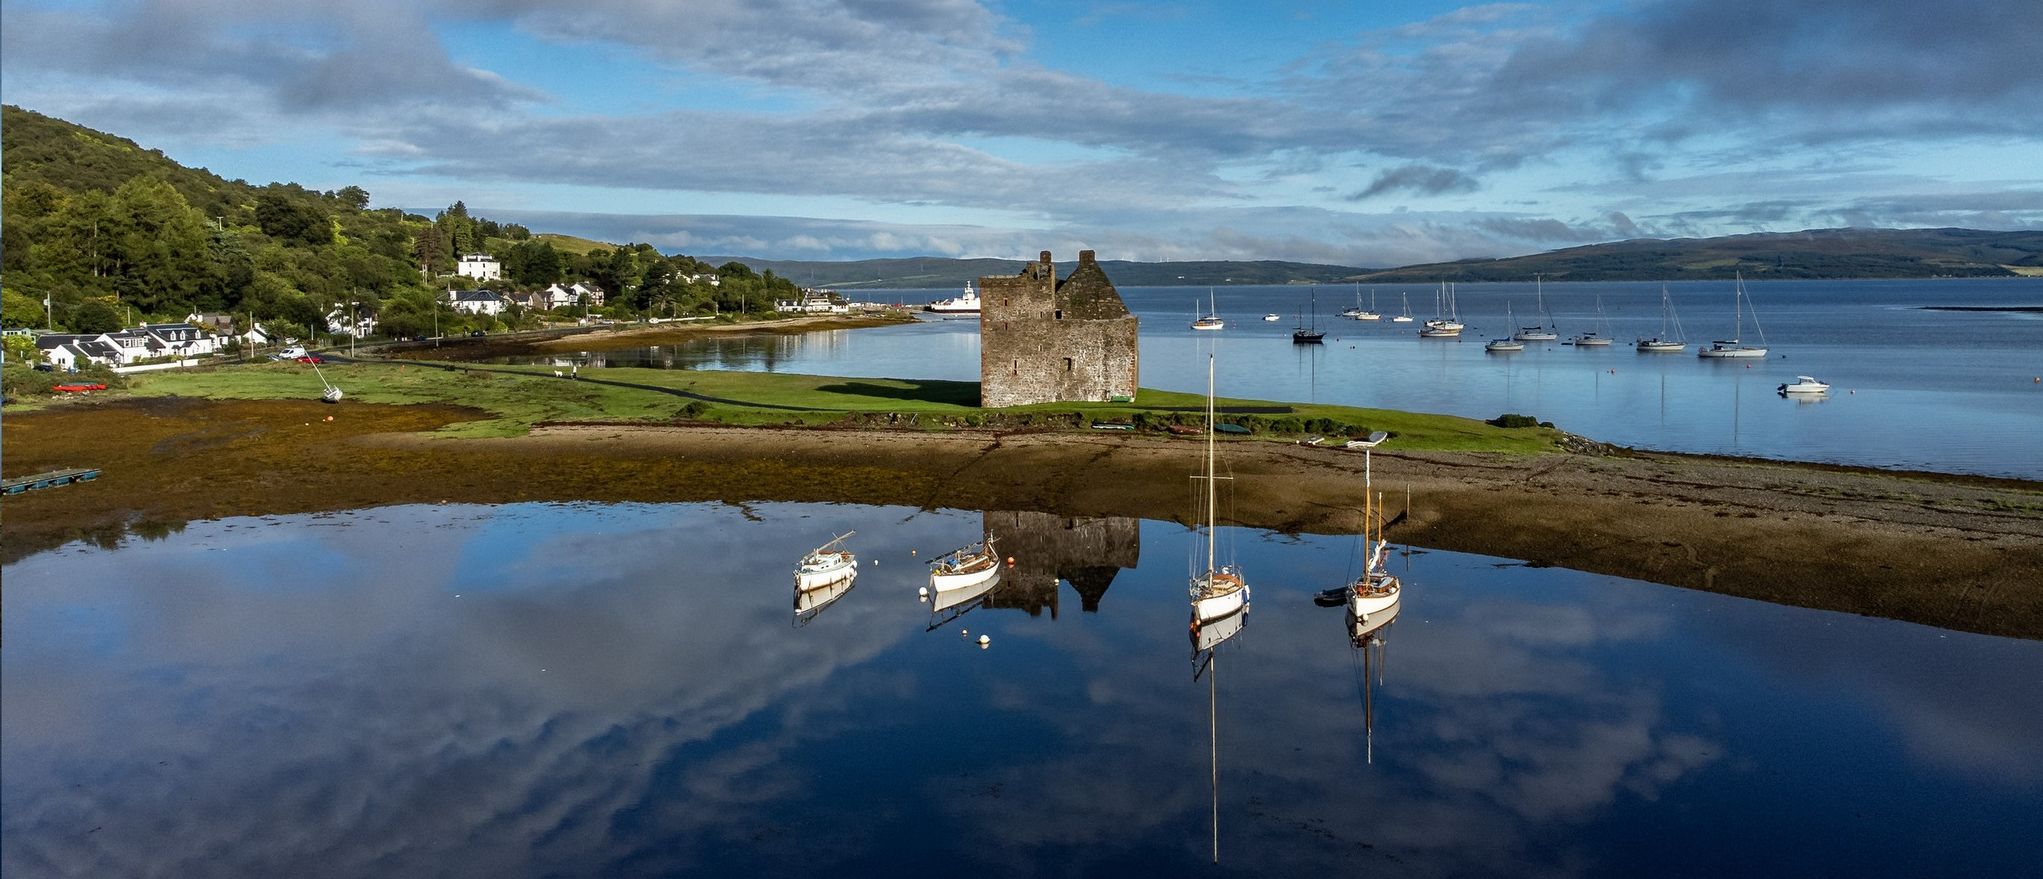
[1637,285,1689,353]
[1778,375,1831,396]
[1698,273,1769,359]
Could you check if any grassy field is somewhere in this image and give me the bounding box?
[80,359,1561,451]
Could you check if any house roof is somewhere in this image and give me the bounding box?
[36,334,90,349]
[452,290,507,303]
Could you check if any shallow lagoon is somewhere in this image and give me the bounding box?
[5,502,2040,877]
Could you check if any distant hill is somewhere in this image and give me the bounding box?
[697,256,1373,289]
[1343,228,2043,283]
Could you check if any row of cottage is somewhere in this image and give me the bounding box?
[445,281,607,317]
[30,320,255,370]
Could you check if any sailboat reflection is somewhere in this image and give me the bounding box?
[925,567,1003,632]
[793,575,857,626]
[793,532,858,626]
[1191,605,1247,864]
[1348,601,1401,764]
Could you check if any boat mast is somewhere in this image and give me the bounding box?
[1206,354,1217,579]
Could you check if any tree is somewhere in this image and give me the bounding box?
[335,185,370,210]
[3,289,47,329]
[72,299,122,333]
[254,192,332,247]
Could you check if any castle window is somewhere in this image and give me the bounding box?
[1064,357,1073,372]
[1055,309,1063,320]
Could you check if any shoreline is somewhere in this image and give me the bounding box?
[4,398,2038,640]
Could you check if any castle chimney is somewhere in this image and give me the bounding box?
[1079,250,1096,265]
[1039,250,1053,264]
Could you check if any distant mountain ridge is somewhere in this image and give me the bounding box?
[695,256,1373,289]
[709,228,2041,289]
[1345,228,2043,283]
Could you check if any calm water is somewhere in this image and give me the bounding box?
[524,278,2043,478]
[6,502,2040,877]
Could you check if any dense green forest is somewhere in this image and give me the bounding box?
[0,106,799,338]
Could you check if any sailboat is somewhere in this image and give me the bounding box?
[794,531,858,591]
[1191,288,1224,331]
[1637,285,1689,353]
[1347,479,1402,620]
[311,360,343,402]
[1421,283,1463,337]
[1292,288,1326,344]
[1347,285,1381,321]
[1571,294,1614,346]
[1391,292,1415,323]
[1698,273,1769,358]
[1189,355,1250,625]
[928,534,1001,593]
[1486,303,1526,352]
[1511,275,1559,341]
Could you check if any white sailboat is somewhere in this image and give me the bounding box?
[1421,282,1463,337]
[1189,355,1249,625]
[794,531,858,591]
[1347,480,1402,620]
[1698,273,1769,358]
[1511,275,1558,341]
[311,360,343,403]
[928,535,1001,593]
[1391,292,1415,323]
[1487,303,1526,352]
[1191,288,1225,331]
[1637,285,1688,353]
[1571,294,1614,346]
[1347,285,1381,320]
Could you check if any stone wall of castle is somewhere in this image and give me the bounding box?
[979,250,1139,408]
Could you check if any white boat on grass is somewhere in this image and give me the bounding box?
[923,282,981,314]
[928,535,1001,593]
[1637,285,1689,353]
[1778,375,1831,396]
[795,531,858,591]
[1699,273,1770,359]
[1189,354,1249,625]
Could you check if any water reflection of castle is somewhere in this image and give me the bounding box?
[980,511,1140,618]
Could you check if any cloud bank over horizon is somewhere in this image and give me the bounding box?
[4,0,2038,263]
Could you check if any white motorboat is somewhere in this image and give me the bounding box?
[1189,354,1250,625]
[1637,285,1689,353]
[1778,375,1831,396]
[1191,288,1224,330]
[923,282,981,314]
[794,531,858,591]
[1699,273,1769,358]
[929,535,1001,593]
[1262,313,1280,322]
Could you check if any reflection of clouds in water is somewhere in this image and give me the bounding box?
[925,542,1721,875]
[1,503,964,878]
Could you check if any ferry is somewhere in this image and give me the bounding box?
[924,282,981,314]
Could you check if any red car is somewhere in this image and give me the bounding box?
[296,355,324,364]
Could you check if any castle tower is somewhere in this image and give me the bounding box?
[978,250,1140,407]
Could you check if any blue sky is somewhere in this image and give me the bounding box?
[4,0,2039,265]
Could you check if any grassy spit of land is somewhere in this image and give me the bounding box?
[3,355,2039,640]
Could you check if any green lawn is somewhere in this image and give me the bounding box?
[101,359,1563,451]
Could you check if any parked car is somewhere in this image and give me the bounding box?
[468,330,486,337]
[33,363,55,373]
[296,355,324,364]
[278,346,307,359]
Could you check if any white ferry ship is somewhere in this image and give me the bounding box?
[924,282,981,314]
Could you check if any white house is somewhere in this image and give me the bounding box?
[680,273,721,288]
[324,307,378,339]
[450,289,510,316]
[141,322,217,356]
[775,289,849,314]
[572,281,605,306]
[456,253,502,282]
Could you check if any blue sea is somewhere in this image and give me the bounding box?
[525,277,2043,479]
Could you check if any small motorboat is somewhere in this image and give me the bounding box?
[1778,376,1831,396]
[1262,313,1281,322]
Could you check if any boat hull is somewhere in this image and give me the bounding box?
[1636,340,1685,353]
[1511,331,1557,342]
[1191,572,1249,623]
[1485,340,1524,352]
[1699,344,1768,358]
[795,558,857,591]
[1191,320,1224,331]
[1572,336,1613,347]
[1349,576,1401,619]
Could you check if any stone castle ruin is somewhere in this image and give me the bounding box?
[979,250,1139,408]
